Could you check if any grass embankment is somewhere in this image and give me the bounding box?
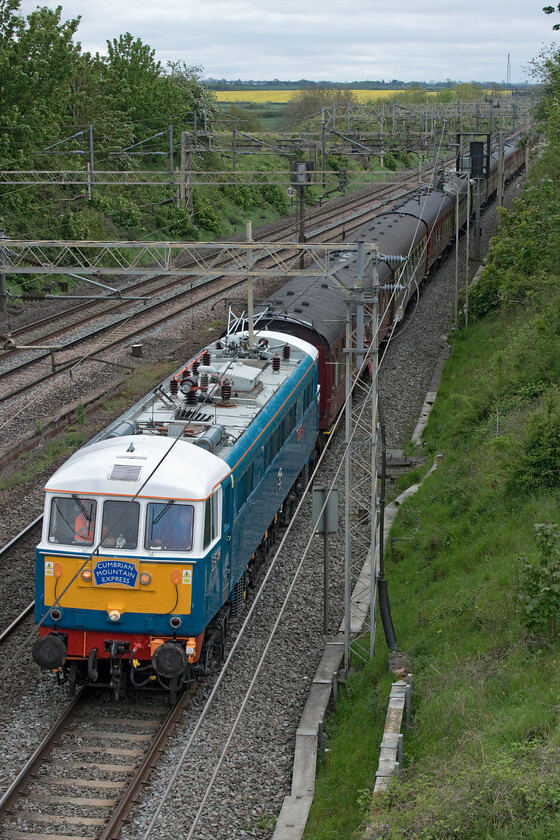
[305,185,560,835]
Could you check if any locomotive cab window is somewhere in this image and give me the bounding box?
[145,501,193,551]
[48,496,97,546]
[101,500,140,550]
[203,490,220,548]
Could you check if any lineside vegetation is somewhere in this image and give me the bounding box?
[304,45,560,840]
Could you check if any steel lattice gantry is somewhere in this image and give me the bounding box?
[1,236,384,663]
[0,169,397,188]
[1,240,374,278]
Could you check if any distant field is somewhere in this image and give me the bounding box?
[212,89,433,104]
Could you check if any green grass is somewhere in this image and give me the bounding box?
[0,430,86,490]
[305,267,560,838]
[305,663,393,840]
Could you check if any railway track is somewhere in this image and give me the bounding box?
[0,685,194,840]
[0,164,448,483]
[0,519,42,645]
[0,172,524,840]
[0,180,397,358]
[0,604,34,648]
[0,177,422,412]
[0,175,408,354]
[0,164,439,378]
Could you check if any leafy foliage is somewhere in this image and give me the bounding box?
[544,3,560,29]
[0,1,221,243]
[503,390,560,496]
[378,741,560,839]
[518,522,560,638]
[281,86,357,127]
[192,190,222,234]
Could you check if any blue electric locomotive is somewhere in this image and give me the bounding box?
[32,329,318,696]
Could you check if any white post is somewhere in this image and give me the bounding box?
[246,221,254,349]
[454,188,459,330]
[465,181,471,329]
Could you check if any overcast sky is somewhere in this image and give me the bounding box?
[19,0,558,83]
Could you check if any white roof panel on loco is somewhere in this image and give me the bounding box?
[45,330,317,503]
[85,330,317,463]
[45,435,230,501]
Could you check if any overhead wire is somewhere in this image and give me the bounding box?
[140,152,469,836]
[2,132,469,825]
[142,291,389,839]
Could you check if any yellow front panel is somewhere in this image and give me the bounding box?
[44,555,192,615]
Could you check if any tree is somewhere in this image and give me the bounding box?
[281,87,357,127]
[0,0,23,43]
[101,32,170,136]
[222,104,264,133]
[543,4,560,29]
[166,60,216,127]
[0,2,82,165]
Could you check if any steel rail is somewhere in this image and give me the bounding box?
[0,165,434,358]
[0,602,35,645]
[0,185,389,361]
[99,687,195,840]
[0,190,407,407]
[0,684,195,840]
[0,687,87,815]
[0,514,43,558]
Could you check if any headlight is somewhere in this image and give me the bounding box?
[140,572,152,585]
[108,609,121,622]
[81,569,92,582]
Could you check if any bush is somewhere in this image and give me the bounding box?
[514,390,560,490]
[260,182,288,214]
[380,741,560,839]
[192,190,221,233]
[468,263,502,318]
[383,151,398,170]
[518,522,560,639]
[222,184,262,211]
[89,193,143,235]
[106,195,143,231]
[161,206,199,239]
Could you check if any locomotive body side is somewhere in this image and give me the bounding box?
[33,330,319,691]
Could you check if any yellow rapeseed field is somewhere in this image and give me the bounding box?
[212,89,432,104]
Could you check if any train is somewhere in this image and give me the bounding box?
[32,138,524,698]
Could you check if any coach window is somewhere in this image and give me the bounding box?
[145,502,193,551]
[203,490,220,548]
[102,500,140,549]
[49,496,97,546]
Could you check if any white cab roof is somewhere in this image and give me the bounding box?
[45,435,230,502]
